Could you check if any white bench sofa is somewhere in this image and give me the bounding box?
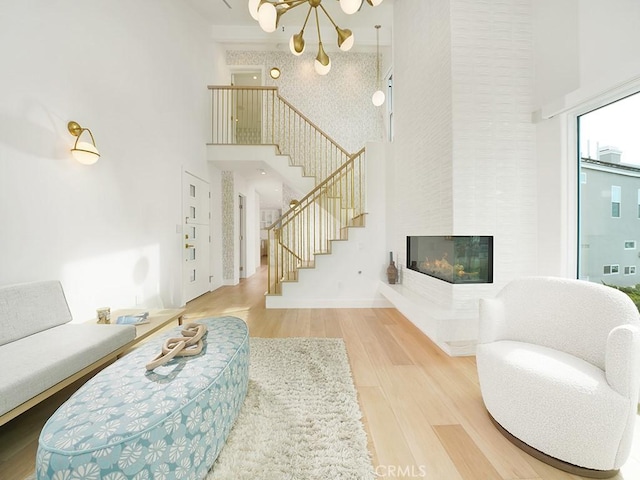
[0,281,136,426]
[476,277,640,478]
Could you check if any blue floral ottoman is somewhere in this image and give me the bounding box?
[36,316,249,480]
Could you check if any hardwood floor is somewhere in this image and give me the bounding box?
[1,265,639,479]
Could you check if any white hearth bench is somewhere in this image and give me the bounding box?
[0,281,136,426]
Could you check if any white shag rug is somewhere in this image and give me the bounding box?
[23,338,374,480]
[207,337,375,480]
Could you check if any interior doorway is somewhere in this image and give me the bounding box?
[230,68,264,145]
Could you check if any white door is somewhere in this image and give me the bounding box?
[183,171,210,302]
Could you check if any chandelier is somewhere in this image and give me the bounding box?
[248,0,384,75]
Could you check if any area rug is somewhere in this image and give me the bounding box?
[206,337,375,480]
[24,337,374,480]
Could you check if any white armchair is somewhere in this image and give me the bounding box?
[476,277,640,477]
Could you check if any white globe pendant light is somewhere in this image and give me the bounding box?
[248,0,261,21]
[340,0,363,15]
[258,2,277,33]
[372,90,385,106]
[314,42,331,75]
[371,25,385,107]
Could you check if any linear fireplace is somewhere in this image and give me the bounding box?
[406,236,493,284]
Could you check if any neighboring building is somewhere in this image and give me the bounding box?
[580,148,640,287]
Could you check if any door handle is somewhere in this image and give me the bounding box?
[185,243,195,249]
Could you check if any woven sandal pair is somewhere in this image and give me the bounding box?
[146,323,208,371]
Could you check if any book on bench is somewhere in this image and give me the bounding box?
[116,312,150,325]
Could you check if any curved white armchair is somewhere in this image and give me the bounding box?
[476,277,640,478]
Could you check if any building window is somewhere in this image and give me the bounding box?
[603,264,620,275]
[624,240,636,250]
[624,266,636,275]
[580,172,587,184]
[637,189,640,218]
[611,186,621,218]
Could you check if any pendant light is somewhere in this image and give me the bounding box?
[372,25,385,107]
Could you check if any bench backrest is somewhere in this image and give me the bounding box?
[0,281,72,346]
[497,276,640,370]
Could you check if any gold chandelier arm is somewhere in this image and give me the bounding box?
[318,4,338,29]
[314,5,322,42]
[300,4,312,33]
[272,0,308,11]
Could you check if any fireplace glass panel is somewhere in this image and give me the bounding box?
[406,236,493,284]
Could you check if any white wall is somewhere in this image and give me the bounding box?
[266,142,390,308]
[386,0,537,350]
[226,50,385,153]
[534,0,640,278]
[0,1,215,320]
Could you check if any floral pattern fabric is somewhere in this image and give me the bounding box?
[36,316,249,480]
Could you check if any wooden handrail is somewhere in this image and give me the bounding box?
[268,147,365,230]
[207,85,277,91]
[275,93,350,157]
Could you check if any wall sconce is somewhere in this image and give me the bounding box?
[269,67,281,79]
[67,121,100,165]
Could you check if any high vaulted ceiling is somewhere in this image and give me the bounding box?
[187,0,394,209]
[186,0,393,50]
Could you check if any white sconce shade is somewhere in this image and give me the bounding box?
[72,141,100,165]
[372,89,385,107]
[339,0,363,15]
[258,2,277,32]
[248,0,261,21]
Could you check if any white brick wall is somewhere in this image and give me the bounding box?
[389,0,538,347]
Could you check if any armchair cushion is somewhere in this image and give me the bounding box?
[476,276,640,474]
[477,340,629,471]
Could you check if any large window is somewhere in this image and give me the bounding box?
[578,92,640,287]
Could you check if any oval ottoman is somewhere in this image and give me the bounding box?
[36,316,249,480]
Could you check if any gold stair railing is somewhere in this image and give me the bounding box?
[208,85,350,184]
[266,148,366,295]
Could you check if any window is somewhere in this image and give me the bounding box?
[611,186,621,218]
[603,264,620,275]
[578,91,640,286]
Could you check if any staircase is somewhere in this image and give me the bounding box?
[208,86,367,296]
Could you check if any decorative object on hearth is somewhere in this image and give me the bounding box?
[386,251,398,284]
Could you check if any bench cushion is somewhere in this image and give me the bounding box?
[0,323,136,417]
[36,316,249,480]
[0,281,72,346]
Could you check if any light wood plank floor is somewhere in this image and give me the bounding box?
[1,265,639,480]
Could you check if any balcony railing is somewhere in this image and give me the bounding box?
[208,85,351,184]
[266,148,366,295]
